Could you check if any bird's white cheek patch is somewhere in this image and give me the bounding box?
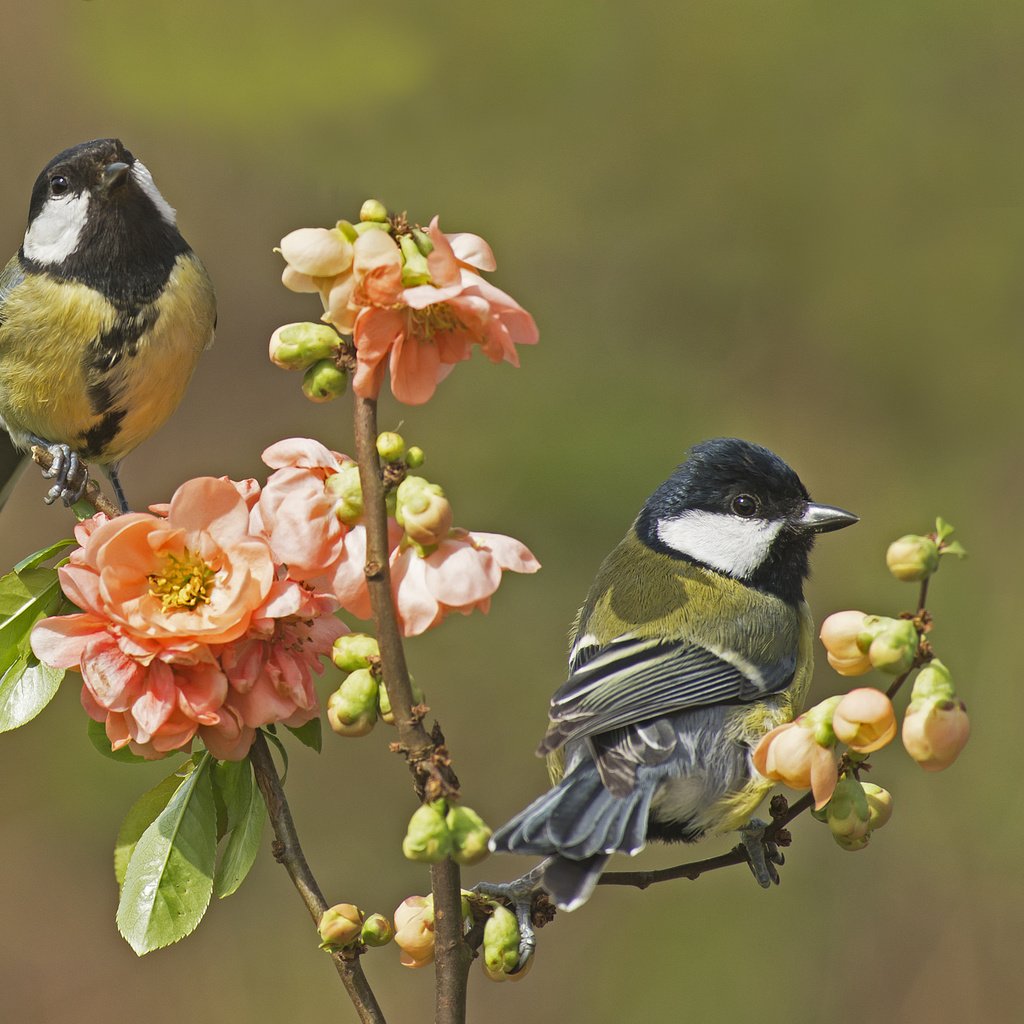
[131,161,177,226]
[656,511,783,578]
[22,192,92,264]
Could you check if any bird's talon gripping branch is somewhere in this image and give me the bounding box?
[740,818,783,888]
[36,441,88,506]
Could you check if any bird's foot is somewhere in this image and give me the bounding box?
[739,817,785,888]
[32,438,89,507]
[473,862,551,971]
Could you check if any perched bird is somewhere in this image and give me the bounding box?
[490,438,857,912]
[0,138,216,512]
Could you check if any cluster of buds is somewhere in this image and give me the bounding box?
[402,799,493,866]
[820,611,919,677]
[885,518,965,582]
[318,903,394,951]
[269,321,349,402]
[326,633,425,736]
[812,776,894,851]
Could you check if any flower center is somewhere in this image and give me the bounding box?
[410,303,462,342]
[148,550,216,612]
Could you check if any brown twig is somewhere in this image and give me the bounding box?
[30,446,121,518]
[351,394,471,1024]
[249,732,386,1024]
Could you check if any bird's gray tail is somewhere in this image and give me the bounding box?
[490,761,655,910]
[0,432,27,513]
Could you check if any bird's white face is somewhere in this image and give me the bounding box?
[656,510,784,579]
[130,160,177,227]
[22,190,92,265]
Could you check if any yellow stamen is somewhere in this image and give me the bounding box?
[410,303,463,343]
[148,550,216,612]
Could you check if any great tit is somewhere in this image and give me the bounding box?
[490,437,858,911]
[0,138,216,512]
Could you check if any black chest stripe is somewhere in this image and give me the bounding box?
[79,409,127,459]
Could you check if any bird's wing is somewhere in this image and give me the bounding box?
[0,256,25,319]
[539,634,795,755]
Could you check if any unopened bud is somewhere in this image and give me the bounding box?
[867,619,918,676]
[400,234,432,286]
[902,697,970,771]
[446,805,493,866]
[327,669,379,737]
[302,359,348,402]
[318,903,363,949]
[910,659,955,703]
[354,220,390,236]
[405,445,425,468]
[360,913,394,947]
[325,463,363,524]
[378,678,424,725]
[832,688,897,753]
[360,199,389,223]
[825,775,871,843]
[396,476,453,546]
[376,431,406,463]
[886,534,940,582]
[833,831,871,852]
[412,227,435,256]
[394,895,435,968]
[332,633,379,672]
[402,801,453,863]
[861,783,894,830]
[482,904,521,981]
[820,610,873,676]
[336,219,359,242]
[269,322,341,370]
[803,695,843,747]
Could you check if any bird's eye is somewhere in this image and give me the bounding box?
[731,494,759,518]
[49,175,70,197]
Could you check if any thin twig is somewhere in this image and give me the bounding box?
[249,731,386,1024]
[30,447,121,518]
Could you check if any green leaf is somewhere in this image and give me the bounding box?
[0,565,67,666]
[0,651,63,733]
[86,717,151,763]
[114,762,196,887]
[12,538,75,574]
[941,540,968,559]
[285,717,322,753]
[934,517,955,543]
[116,753,217,955]
[213,760,267,899]
[261,727,289,783]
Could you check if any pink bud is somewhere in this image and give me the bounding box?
[752,719,839,809]
[393,895,435,968]
[280,227,353,278]
[902,698,970,771]
[820,611,873,676]
[832,688,897,753]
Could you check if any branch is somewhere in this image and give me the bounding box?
[30,447,121,518]
[249,731,386,1024]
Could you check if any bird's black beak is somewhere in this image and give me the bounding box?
[101,161,131,194]
[797,502,859,534]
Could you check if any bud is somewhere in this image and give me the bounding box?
[399,234,433,287]
[302,360,348,402]
[405,445,425,468]
[802,695,843,747]
[824,775,870,843]
[902,697,970,771]
[867,619,919,676]
[482,904,521,981]
[402,801,454,863]
[394,895,435,968]
[269,322,341,370]
[752,718,839,809]
[360,913,394,947]
[332,633,379,672]
[446,805,493,866]
[335,219,359,243]
[833,831,871,852]
[376,431,406,463]
[326,669,379,737]
[378,678,424,725]
[861,782,894,830]
[819,610,873,676]
[279,226,353,277]
[886,534,940,582]
[318,903,363,949]
[359,199,389,223]
[354,220,390,236]
[910,659,955,703]
[325,463,363,524]
[396,476,453,546]
[412,227,435,256]
[832,688,897,753]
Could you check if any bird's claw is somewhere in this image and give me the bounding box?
[37,442,89,507]
[473,864,549,972]
[740,818,784,888]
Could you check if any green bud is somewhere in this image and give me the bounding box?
[803,695,843,748]
[405,446,425,468]
[412,227,435,256]
[360,913,394,947]
[325,463,363,524]
[886,534,940,582]
[446,805,493,866]
[861,782,894,830]
[269,322,342,370]
[483,904,521,979]
[376,431,406,463]
[360,199,389,223]
[833,831,871,852]
[327,669,379,737]
[400,234,433,286]
[331,633,379,672]
[336,219,359,242]
[856,615,897,654]
[302,359,348,402]
[378,678,424,725]
[825,775,870,841]
[318,903,363,949]
[868,619,919,675]
[396,475,452,545]
[354,220,390,235]
[402,801,453,863]
[910,659,955,703]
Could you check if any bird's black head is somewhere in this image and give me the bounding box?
[21,138,188,306]
[635,437,857,604]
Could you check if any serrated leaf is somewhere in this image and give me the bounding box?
[114,762,195,887]
[12,538,76,574]
[0,650,63,732]
[285,717,322,753]
[213,760,267,898]
[116,753,217,955]
[86,717,150,764]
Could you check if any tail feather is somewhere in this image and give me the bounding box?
[541,854,609,912]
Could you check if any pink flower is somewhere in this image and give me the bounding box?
[390,529,541,637]
[279,227,356,331]
[393,895,435,969]
[902,698,970,771]
[752,717,839,810]
[832,688,897,753]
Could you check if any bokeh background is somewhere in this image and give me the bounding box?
[0,2,1020,1021]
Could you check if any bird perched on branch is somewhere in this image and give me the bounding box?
[490,438,857,911]
[0,138,216,512]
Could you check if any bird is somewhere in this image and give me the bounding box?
[0,138,216,512]
[490,437,858,913]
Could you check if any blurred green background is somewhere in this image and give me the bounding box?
[0,1,1020,1021]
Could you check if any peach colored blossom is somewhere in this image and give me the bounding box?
[390,529,541,637]
[819,610,872,676]
[902,699,970,771]
[832,688,897,753]
[393,895,435,968]
[752,719,839,809]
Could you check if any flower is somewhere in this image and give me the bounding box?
[832,688,897,753]
[390,529,541,637]
[902,698,970,771]
[819,610,873,676]
[752,717,839,809]
[393,895,435,969]
[886,534,940,582]
[279,227,356,331]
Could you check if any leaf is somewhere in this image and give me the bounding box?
[213,760,267,899]
[116,753,217,955]
[86,717,150,764]
[114,761,196,887]
[261,727,289,782]
[0,652,63,732]
[934,517,955,543]
[0,565,67,666]
[12,538,75,574]
[285,717,322,753]
[941,540,968,559]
